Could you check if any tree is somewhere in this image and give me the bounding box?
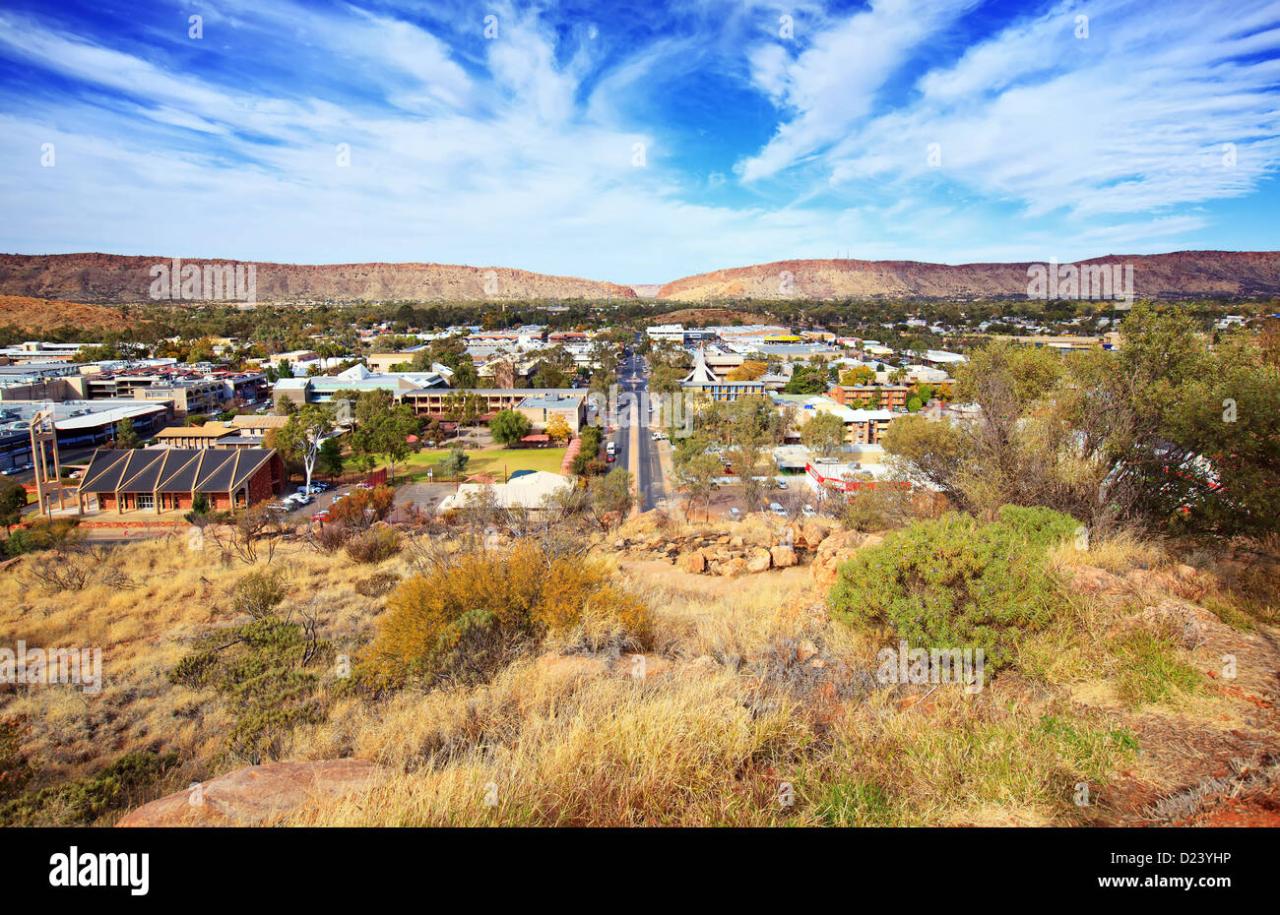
[800,411,845,457]
[783,364,829,395]
[351,391,419,481]
[491,409,532,447]
[113,418,140,449]
[317,437,345,478]
[676,452,721,522]
[727,360,767,381]
[545,414,572,444]
[438,447,469,480]
[839,365,875,386]
[272,404,335,496]
[0,478,26,532]
[591,468,634,527]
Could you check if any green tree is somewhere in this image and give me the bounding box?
[351,391,419,481]
[676,451,722,522]
[800,411,845,457]
[591,468,634,526]
[0,478,26,532]
[317,437,345,478]
[490,409,533,447]
[113,418,140,449]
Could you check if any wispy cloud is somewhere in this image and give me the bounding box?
[0,0,1277,278]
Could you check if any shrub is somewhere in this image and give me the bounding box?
[828,506,1080,669]
[354,570,400,598]
[344,525,402,564]
[309,522,353,553]
[330,485,395,529]
[1,751,178,826]
[362,539,652,689]
[169,616,331,764]
[231,568,287,619]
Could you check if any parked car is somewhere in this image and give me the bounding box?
[769,502,787,517]
[606,453,616,463]
[774,479,788,490]
[728,507,741,520]
[312,509,331,523]
[802,505,816,517]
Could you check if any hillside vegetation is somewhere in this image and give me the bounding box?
[2,507,1277,827]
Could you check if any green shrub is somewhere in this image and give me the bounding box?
[828,506,1080,669]
[813,780,898,827]
[0,750,178,826]
[169,617,331,764]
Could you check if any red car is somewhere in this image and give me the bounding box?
[312,510,331,523]
[606,453,616,463]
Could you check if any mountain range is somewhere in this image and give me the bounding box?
[2,250,1279,305]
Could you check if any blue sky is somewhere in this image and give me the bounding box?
[1,0,1278,282]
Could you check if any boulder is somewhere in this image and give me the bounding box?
[746,548,773,573]
[801,519,833,549]
[116,759,380,827]
[770,545,798,568]
[810,530,882,591]
[718,557,749,577]
[678,549,708,574]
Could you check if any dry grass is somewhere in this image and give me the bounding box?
[3,518,1277,827]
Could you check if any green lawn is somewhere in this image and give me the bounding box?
[397,447,569,482]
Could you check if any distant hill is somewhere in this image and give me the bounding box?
[0,253,637,304]
[0,294,131,334]
[655,251,1280,301]
[4,250,1279,306]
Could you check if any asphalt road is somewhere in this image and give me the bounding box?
[614,350,668,511]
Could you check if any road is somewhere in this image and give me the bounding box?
[612,348,668,512]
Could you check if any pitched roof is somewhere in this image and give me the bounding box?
[77,448,278,494]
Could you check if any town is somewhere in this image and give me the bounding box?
[1,0,1277,894]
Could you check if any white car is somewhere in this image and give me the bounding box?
[769,502,787,517]
[728,507,741,519]
[802,505,817,518]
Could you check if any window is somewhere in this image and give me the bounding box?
[136,493,155,510]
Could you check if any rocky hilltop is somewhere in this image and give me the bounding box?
[0,253,637,304]
[655,251,1280,301]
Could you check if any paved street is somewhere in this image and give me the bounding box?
[614,348,668,512]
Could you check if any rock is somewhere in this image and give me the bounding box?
[730,536,745,549]
[810,530,882,591]
[770,545,798,568]
[801,520,832,549]
[796,639,819,663]
[746,548,773,573]
[1136,600,1217,649]
[678,550,707,574]
[116,760,380,827]
[718,557,749,577]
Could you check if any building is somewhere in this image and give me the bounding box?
[515,392,586,434]
[0,400,173,472]
[402,387,582,425]
[437,470,574,514]
[772,394,895,445]
[272,364,448,407]
[75,447,284,514]
[151,424,239,449]
[681,349,764,402]
[831,384,913,412]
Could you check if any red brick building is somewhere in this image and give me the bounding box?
[75,448,284,514]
